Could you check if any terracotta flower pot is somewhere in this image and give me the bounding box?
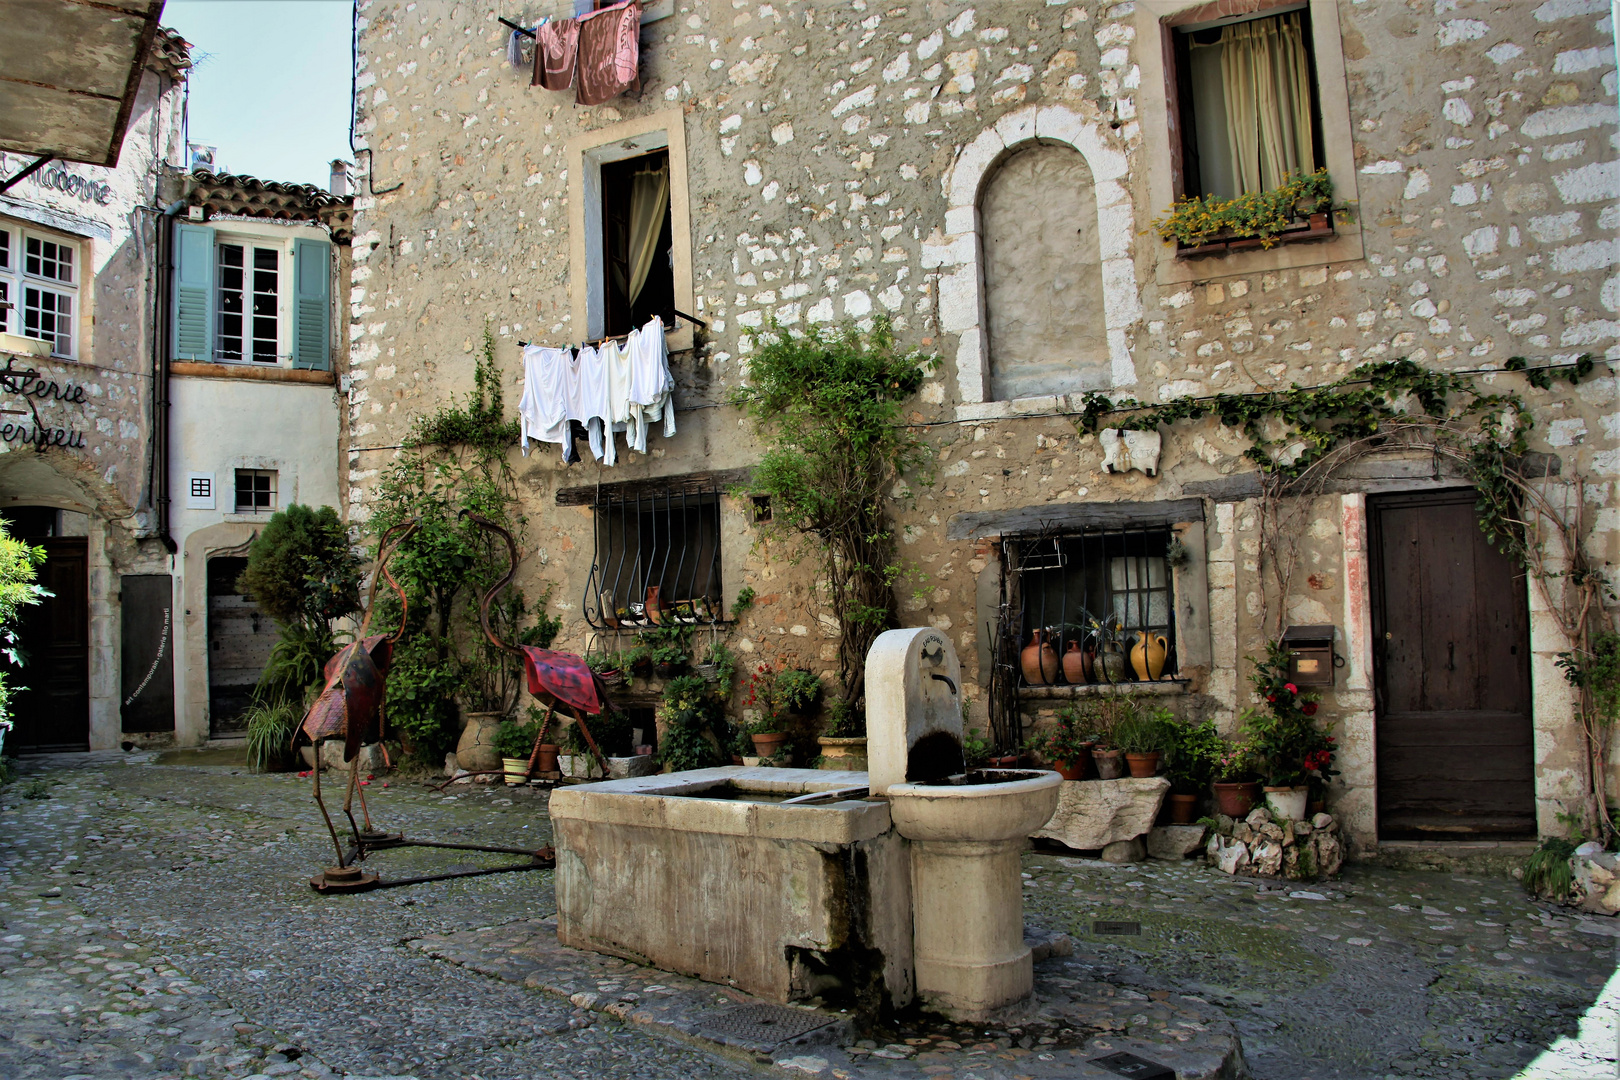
[1053,759,1087,781]
[1212,781,1261,818]
[1061,640,1088,685]
[1125,751,1160,778]
[751,732,788,758]
[1020,630,1060,685]
[455,711,503,774]
[1167,793,1199,824]
[817,736,868,771]
[535,743,559,773]
[1093,748,1125,780]
[990,754,1021,769]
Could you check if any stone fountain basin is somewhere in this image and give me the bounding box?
[548,767,916,1009]
[886,769,1062,843]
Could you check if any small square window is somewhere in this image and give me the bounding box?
[190,476,211,499]
[186,472,215,510]
[234,469,276,513]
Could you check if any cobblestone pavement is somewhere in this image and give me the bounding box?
[1019,851,1619,1079]
[0,752,1615,1079]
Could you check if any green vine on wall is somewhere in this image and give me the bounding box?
[1078,354,1618,837]
[369,325,555,763]
[730,318,937,710]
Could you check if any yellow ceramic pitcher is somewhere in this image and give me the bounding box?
[1130,632,1168,681]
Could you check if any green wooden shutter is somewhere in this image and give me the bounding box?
[292,238,332,371]
[171,222,213,361]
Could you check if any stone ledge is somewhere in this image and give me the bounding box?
[170,361,336,386]
[1033,777,1169,850]
[1020,680,1189,699]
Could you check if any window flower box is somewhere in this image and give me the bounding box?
[1179,211,1335,258]
[1153,170,1336,258]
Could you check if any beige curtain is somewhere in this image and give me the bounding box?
[618,161,670,308]
[1220,11,1316,195]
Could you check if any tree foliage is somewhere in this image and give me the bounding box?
[369,325,559,762]
[730,318,936,706]
[0,519,46,738]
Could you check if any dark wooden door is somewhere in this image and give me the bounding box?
[120,575,174,733]
[207,556,272,737]
[8,537,89,752]
[1370,490,1534,839]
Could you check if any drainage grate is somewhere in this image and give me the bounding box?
[696,1003,834,1047]
[1093,920,1141,935]
[1089,1051,1175,1078]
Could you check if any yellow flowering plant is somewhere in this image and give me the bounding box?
[1152,169,1334,249]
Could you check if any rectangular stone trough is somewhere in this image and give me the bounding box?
[548,767,915,1011]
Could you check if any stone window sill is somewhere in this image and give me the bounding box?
[1019,680,1189,699]
[1174,214,1335,260]
[171,361,335,386]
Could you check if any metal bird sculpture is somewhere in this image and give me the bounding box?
[296,518,418,874]
[467,513,615,777]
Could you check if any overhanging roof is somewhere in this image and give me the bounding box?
[0,0,165,168]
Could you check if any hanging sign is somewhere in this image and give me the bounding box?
[0,357,90,449]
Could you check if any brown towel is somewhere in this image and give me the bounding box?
[576,1,641,106]
[533,17,579,90]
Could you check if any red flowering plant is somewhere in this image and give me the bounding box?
[1239,641,1338,788]
[738,661,785,735]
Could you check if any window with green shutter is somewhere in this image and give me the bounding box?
[291,238,331,371]
[171,222,214,362]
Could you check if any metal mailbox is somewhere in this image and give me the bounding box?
[1281,624,1337,687]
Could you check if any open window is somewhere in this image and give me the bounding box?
[568,109,695,350]
[601,149,673,337]
[1167,5,1323,202]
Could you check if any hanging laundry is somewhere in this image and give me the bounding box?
[533,17,580,90]
[626,315,675,455]
[518,345,571,455]
[507,19,546,71]
[576,1,641,106]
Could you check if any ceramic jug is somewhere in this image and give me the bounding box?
[1130,632,1168,681]
[1019,629,1059,685]
[1061,639,1088,685]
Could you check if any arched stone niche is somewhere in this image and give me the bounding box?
[924,105,1141,420]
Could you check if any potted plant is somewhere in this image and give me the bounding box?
[1030,702,1095,781]
[624,642,653,679]
[1087,615,1132,684]
[1211,744,1263,817]
[739,662,789,759]
[776,668,823,715]
[746,716,789,760]
[1241,642,1338,821]
[1151,169,1335,253]
[1163,714,1223,823]
[586,650,624,686]
[494,717,541,785]
[1113,707,1171,778]
[693,640,737,694]
[817,699,867,771]
[1083,694,1131,778]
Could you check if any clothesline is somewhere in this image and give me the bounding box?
[516,307,706,350]
[518,315,677,468]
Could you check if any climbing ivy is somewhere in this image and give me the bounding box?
[730,317,937,708]
[1079,353,1618,837]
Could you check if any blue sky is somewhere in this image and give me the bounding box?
[163,0,354,189]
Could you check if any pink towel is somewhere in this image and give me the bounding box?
[576,1,641,106]
[533,17,579,90]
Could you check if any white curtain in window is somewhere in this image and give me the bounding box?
[1219,10,1316,196]
[1109,555,1169,630]
[617,160,670,308]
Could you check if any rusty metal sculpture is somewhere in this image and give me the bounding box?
[303,517,555,896]
[299,519,418,890]
[469,512,615,778]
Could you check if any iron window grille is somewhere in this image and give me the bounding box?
[584,486,724,629]
[234,469,277,513]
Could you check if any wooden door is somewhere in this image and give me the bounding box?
[207,556,273,737]
[8,537,89,752]
[1370,490,1534,838]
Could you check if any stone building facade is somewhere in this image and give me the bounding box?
[0,27,353,752]
[347,0,1620,854]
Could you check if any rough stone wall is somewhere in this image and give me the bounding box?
[348,0,1619,847]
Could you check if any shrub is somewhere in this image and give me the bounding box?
[1523,838,1578,900]
[244,700,300,772]
[494,719,542,760]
